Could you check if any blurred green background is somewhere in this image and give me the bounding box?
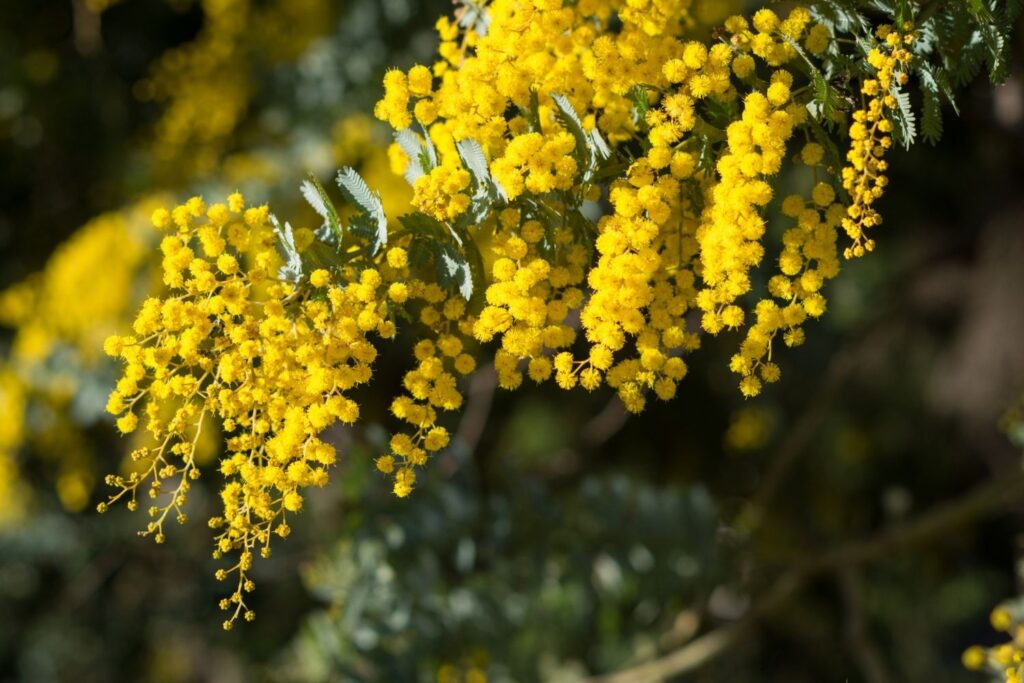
[2,1,1024,682]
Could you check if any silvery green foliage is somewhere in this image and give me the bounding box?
[456,137,507,215]
[273,454,722,683]
[395,128,433,184]
[301,174,343,244]
[336,167,388,256]
[551,93,611,185]
[455,0,491,36]
[272,216,304,284]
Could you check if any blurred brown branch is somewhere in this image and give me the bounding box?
[453,362,498,457]
[739,343,859,531]
[70,0,102,55]
[588,468,1024,683]
[839,568,891,683]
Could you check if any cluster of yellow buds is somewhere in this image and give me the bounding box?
[101,0,929,623]
[841,24,916,259]
[101,193,399,627]
[964,605,1024,682]
[376,1,914,403]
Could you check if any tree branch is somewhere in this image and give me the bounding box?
[739,344,858,530]
[839,568,890,683]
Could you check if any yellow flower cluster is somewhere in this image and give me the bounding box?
[99,188,475,615]
[0,200,161,515]
[100,193,398,628]
[0,204,152,364]
[414,163,472,221]
[841,26,915,259]
[473,211,586,390]
[137,0,332,178]
[490,133,578,200]
[370,1,915,408]
[96,0,925,622]
[375,270,476,498]
[963,605,1024,682]
[579,159,698,411]
[0,371,29,524]
[0,109,413,526]
[380,0,713,149]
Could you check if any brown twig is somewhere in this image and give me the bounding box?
[739,342,859,532]
[581,396,631,448]
[443,363,498,477]
[70,0,102,55]
[839,568,891,683]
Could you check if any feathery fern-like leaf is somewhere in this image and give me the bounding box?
[337,167,388,255]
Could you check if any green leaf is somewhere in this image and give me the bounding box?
[527,89,542,134]
[808,68,845,122]
[456,137,507,217]
[400,212,476,300]
[629,84,650,127]
[271,215,303,283]
[448,222,485,304]
[336,167,388,256]
[781,33,843,122]
[421,124,439,169]
[917,62,955,145]
[809,2,871,35]
[395,128,428,184]
[300,174,343,244]
[967,0,994,21]
[979,19,1011,84]
[920,87,943,145]
[399,211,448,238]
[894,0,913,25]
[456,138,489,185]
[551,92,610,185]
[590,126,611,160]
[917,61,959,114]
[436,245,474,301]
[395,126,440,187]
[455,0,490,36]
[890,87,917,150]
[551,93,588,147]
